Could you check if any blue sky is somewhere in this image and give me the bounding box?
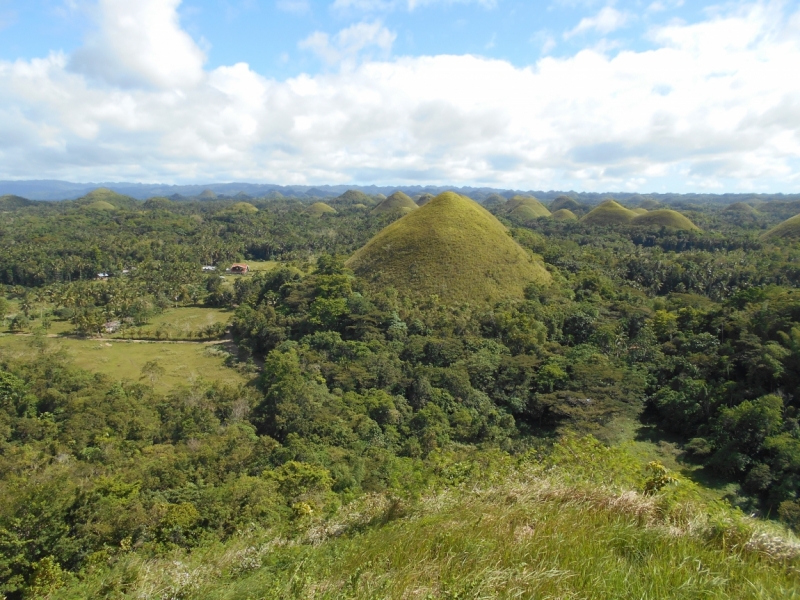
[0,1,799,191]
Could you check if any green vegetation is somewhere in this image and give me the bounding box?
[763,213,800,240]
[3,186,800,598]
[370,191,418,215]
[632,209,700,231]
[0,195,35,210]
[550,195,581,212]
[229,202,259,214]
[504,195,551,219]
[581,199,638,226]
[307,202,337,217]
[416,192,435,206]
[551,208,578,221]
[75,187,139,210]
[348,191,550,303]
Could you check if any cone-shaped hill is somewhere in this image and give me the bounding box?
[632,209,700,231]
[637,198,661,210]
[552,209,578,221]
[198,190,218,200]
[762,213,800,241]
[334,189,374,207]
[143,197,173,210]
[581,200,637,226]
[631,208,649,215]
[416,193,435,206]
[550,196,580,212]
[307,202,337,217]
[76,188,139,210]
[482,194,507,210]
[505,195,551,219]
[229,202,259,214]
[725,202,759,216]
[371,191,418,215]
[346,192,550,304]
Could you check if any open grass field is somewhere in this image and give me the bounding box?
[0,334,250,392]
[113,306,232,339]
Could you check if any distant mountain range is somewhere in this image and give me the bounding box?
[1,179,799,205]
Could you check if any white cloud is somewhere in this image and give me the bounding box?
[69,0,206,89]
[299,21,396,65]
[565,6,632,39]
[0,1,799,191]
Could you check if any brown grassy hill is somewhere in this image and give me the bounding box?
[76,188,138,210]
[371,191,418,215]
[581,200,637,226]
[550,196,580,212]
[307,202,337,217]
[416,193,435,206]
[551,209,578,221]
[346,191,550,304]
[632,209,700,231]
[762,213,800,241]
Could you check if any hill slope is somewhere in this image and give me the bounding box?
[75,188,139,210]
[0,194,34,209]
[371,191,418,215]
[505,195,551,219]
[347,192,550,304]
[551,208,578,221]
[550,195,581,212]
[229,201,259,214]
[581,200,637,226]
[762,213,800,240]
[334,189,375,207]
[307,202,337,216]
[632,209,700,231]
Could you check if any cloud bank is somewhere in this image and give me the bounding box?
[0,0,798,190]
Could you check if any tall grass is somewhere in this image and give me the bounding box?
[53,438,800,599]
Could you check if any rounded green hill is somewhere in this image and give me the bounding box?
[198,190,218,200]
[416,193,435,206]
[371,191,418,215]
[551,209,578,221]
[581,200,637,226]
[725,202,759,215]
[482,194,507,210]
[762,213,800,241]
[77,188,138,210]
[82,200,117,211]
[550,195,580,212]
[335,190,374,207]
[346,191,551,304]
[505,195,551,218]
[143,197,173,210]
[307,202,337,217]
[0,194,34,209]
[632,209,700,231]
[229,202,259,214]
[637,198,661,210]
[631,208,649,215]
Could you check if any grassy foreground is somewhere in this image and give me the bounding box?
[50,439,800,599]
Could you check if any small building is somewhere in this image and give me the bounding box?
[230,264,249,274]
[104,320,120,333]
[97,272,110,280]
[202,265,217,272]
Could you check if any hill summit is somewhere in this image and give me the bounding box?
[762,213,800,240]
[581,200,637,226]
[371,191,418,215]
[346,191,550,304]
[76,188,139,210]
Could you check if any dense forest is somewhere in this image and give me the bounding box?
[2,189,800,598]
